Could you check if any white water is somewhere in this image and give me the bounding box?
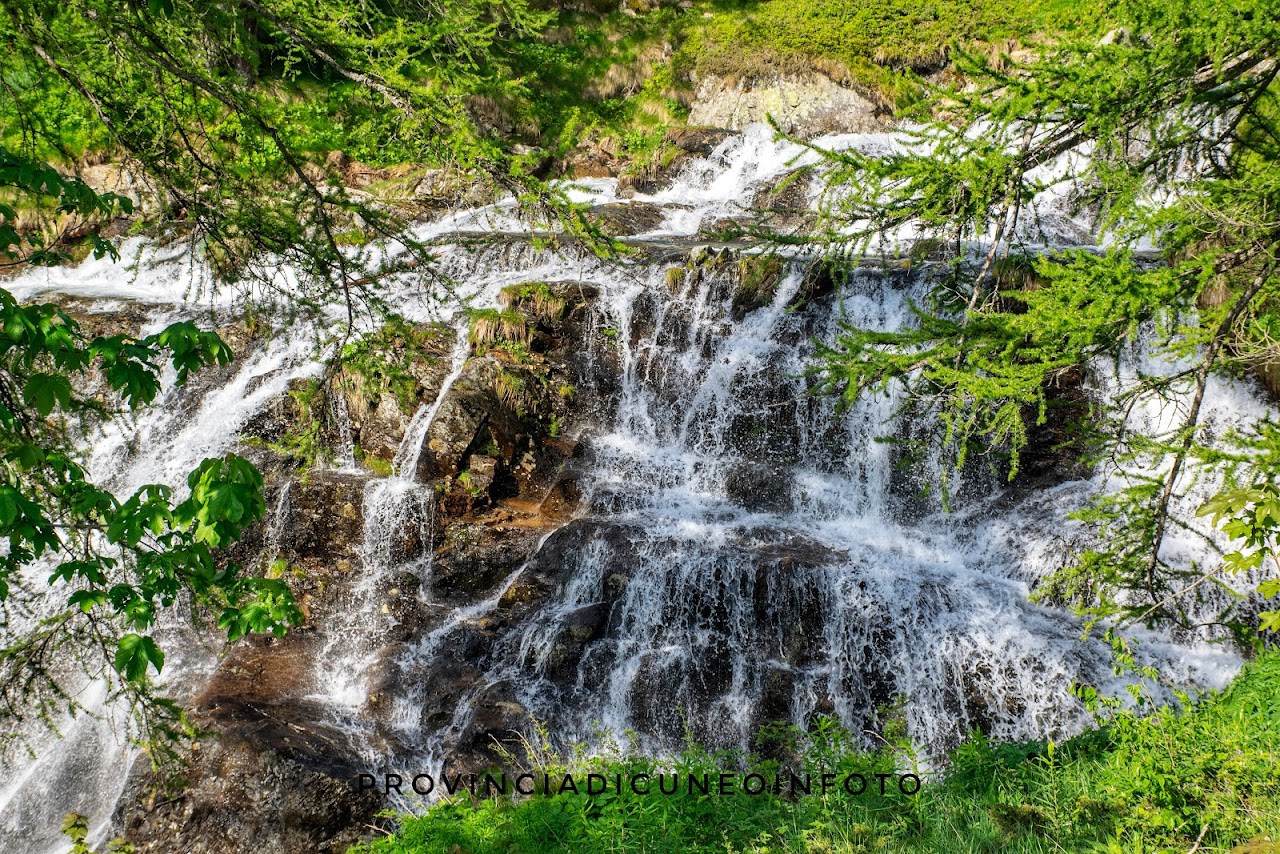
[0,312,327,852]
[0,122,1265,848]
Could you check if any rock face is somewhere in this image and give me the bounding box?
[750,168,817,234]
[689,72,884,138]
[84,227,1118,854]
[337,321,458,466]
[115,274,623,852]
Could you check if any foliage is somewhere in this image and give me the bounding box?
[263,379,326,472]
[805,0,1280,637]
[468,307,532,350]
[0,288,299,763]
[682,0,1105,108]
[60,812,134,854]
[0,0,1099,204]
[2,68,310,763]
[340,317,449,410]
[1,145,133,267]
[499,282,566,324]
[353,654,1280,854]
[1198,484,1280,632]
[0,0,609,318]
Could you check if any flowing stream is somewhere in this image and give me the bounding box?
[0,124,1262,850]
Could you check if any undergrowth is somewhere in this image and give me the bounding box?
[350,653,1280,854]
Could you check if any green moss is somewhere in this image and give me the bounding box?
[732,253,785,313]
[361,452,394,478]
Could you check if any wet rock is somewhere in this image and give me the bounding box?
[750,169,816,234]
[625,653,687,738]
[730,254,786,318]
[615,128,734,198]
[358,392,413,460]
[439,453,501,515]
[432,524,548,601]
[695,216,752,238]
[667,127,736,157]
[563,602,611,643]
[276,471,369,562]
[419,357,523,480]
[759,664,799,723]
[337,321,456,466]
[522,519,646,590]
[789,256,843,310]
[586,201,668,236]
[447,683,531,773]
[468,454,498,491]
[724,460,791,513]
[115,627,384,853]
[115,731,381,854]
[539,466,587,520]
[735,528,849,573]
[604,571,631,600]
[1015,365,1092,485]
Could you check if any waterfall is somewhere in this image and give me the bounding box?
[0,122,1262,847]
[0,313,326,853]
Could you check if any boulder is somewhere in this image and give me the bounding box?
[416,358,515,480]
[114,727,381,854]
[616,128,734,198]
[689,72,884,138]
[750,169,816,233]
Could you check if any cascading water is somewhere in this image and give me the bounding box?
[0,299,328,852]
[374,252,1239,780]
[0,123,1262,848]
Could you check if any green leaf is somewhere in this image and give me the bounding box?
[67,589,108,613]
[0,489,17,527]
[23,373,73,417]
[114,633,162,681]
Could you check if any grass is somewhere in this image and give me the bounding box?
[681,0,1112,108]
[1,0,1110,190]
[349,653,1280,854]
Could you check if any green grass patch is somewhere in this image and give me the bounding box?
[680,0,1110,107]
[351,653,1280,853]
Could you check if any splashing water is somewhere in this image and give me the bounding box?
[0,123,1263,848]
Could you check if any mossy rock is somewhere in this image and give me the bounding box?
[731,253,786,316]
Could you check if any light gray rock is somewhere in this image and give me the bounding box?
[689,72,884,138]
